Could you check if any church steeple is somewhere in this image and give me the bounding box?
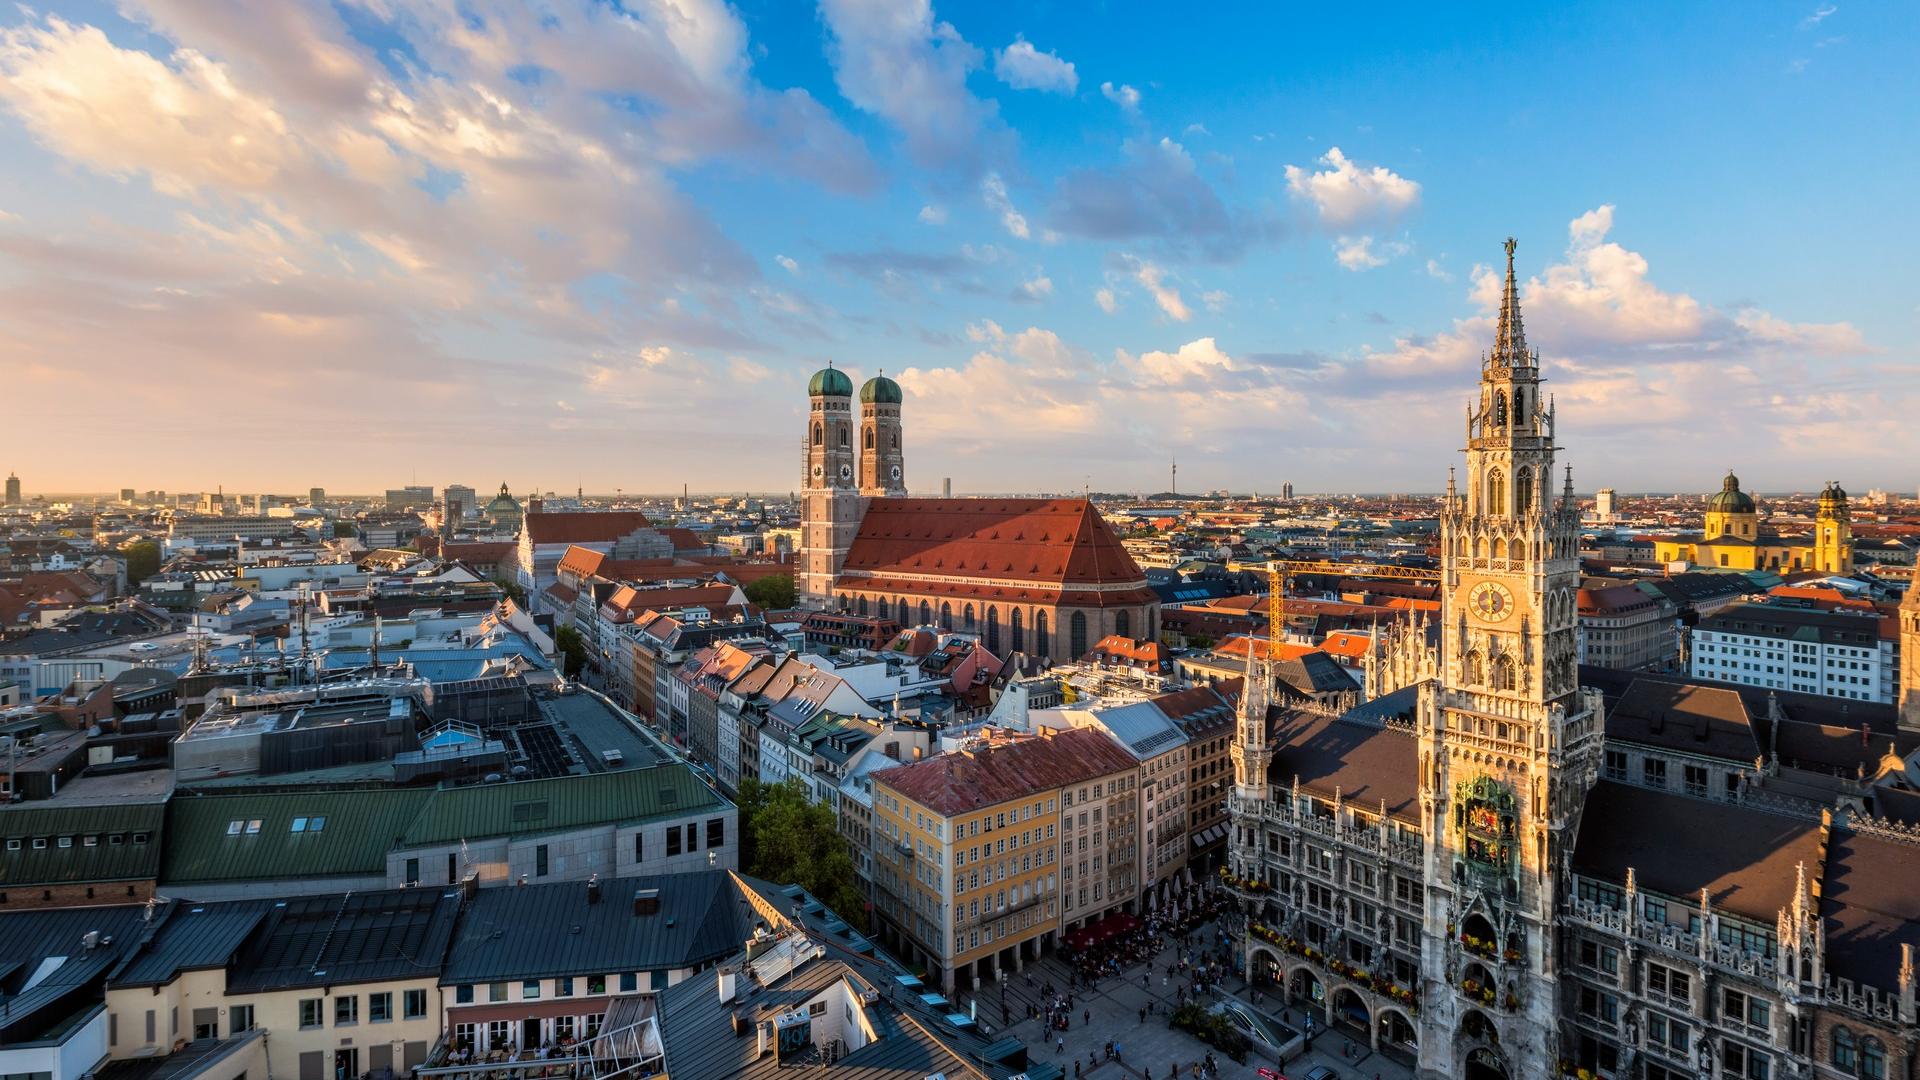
[1492,236,1529,368]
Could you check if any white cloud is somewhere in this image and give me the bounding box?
[1017,273,1053,300]
[918,204,948,224]
[818,0,998,173]
[982,172,1030,239]
[1425,258,1454,282]
[1095,287,1118,314]
[1121,254,1190,321]
[1183,123,1211,137]
[1202,290,1229,312]
[993,37,1076,93]
[1284,147,1420,227]
[776,254,799,274]
[1335,236,1385,271]
[1100,81,1141,112]
[1801,4,1838,28]
[1125,337,1240,385]
[1333,235,1408,271]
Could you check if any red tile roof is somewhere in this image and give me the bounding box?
[1318,631,1375,661]
[439,541,518,566]
[1216,636,1318,662]
[877,727,1139,817]
[839,498,1148,596]
[524,510,653,545]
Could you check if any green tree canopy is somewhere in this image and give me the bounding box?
[122,541,161,586]
[554,625,589,677]
[743,573,797,611]
[735,777,867,932]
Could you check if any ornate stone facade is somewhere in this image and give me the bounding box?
[1224,240,1920,1080]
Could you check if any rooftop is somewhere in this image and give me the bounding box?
[877,727,1138,817]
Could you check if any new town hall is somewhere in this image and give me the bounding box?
[1225,242,1920,1080]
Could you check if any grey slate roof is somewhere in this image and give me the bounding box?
[1820,826,1920,991]
[224,887,461,993]
[0,904,147,1045]
[111,900,276,988]
[440,870,747,985]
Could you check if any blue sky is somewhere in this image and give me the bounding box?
[0,0,1914,495]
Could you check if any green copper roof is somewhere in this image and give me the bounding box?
[1707,472,1756,514]
[860,374,903,404]
[808,366,853,397]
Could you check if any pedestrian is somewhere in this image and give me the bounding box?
[1139,1008,1146,1024]
[1057,1036,1064,1055]
[1084,1010,1090,1026]
[1073,1065,1081,1080]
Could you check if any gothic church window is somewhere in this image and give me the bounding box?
[920,600,931,626]
[1466,650,1485,684]
[1011,608,1024,653]
[1116,610,1131,638]
[864,428,874,449]
[813,423,823,445]
[1515,467,1534,515]
[1493,391,1508,427]
[1494,655,1516,691]
[1487,469,1506,516]
[986,607,1000,653]
[941,602,952,630]
[1035,610,1049,657]
[964,604,976,631]
[840,428,848,447]
[1070,611,1088,659]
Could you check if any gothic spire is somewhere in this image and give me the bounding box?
[1493,236,1529,367]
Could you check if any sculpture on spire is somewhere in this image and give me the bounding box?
[1493,236,1529,368]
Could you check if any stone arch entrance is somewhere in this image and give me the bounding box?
[1248,946,1281,988]
[1288,968,1324,1012]
[1329,986,1370,1040]
[1377,1007,1417,1055]
[1456,1010,1509,1080]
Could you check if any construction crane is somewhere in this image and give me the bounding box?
[1264,558,1440,582]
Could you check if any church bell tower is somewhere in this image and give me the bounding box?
[1415,239,1603,1080]
[799,365,863,607]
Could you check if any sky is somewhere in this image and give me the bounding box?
[0,1,1916,496]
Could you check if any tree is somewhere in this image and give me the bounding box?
[743,573,797,611]
[492,577,528,606]
[122,541,161,586]
[735,777,868,932]
[554,625,589,677]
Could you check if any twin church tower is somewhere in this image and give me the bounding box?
[798,367,906,604]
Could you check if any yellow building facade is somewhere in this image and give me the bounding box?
[1651,473,1852,574]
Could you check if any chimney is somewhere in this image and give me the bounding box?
[633,888,662,916]
[717,965,739,1004]
[586,874,602,904]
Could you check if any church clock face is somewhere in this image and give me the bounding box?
[1469,581,1516,622]
[811,464,823,479]
[890,465,901,480]
[839,464,853,482]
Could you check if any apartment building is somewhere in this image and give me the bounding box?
[869,726,1138,993]
[1691,602,1897,703]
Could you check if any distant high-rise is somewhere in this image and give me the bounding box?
[1281,481,1293,501]
[120,488,136,503]
[444,484,477,524]
[385,485,434,511]
[309,487,326,507]
[942,477,952,498]
[5,472,20,505]
[1594,486,1616,520]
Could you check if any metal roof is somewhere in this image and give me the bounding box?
[162,786,433,885]
[0,904,147,1046]
[0,800,165,887]
[398,763,725,847]
[224,887,462,993]
[440,870,746,985]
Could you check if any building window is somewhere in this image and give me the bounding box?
[1684,765,1708,797]
[588,975,607,995]
[1832,1027,1857,1074]
[1721,1041,1771,1080]
[633,833,644,862]
[523,980,541,1000]
[667,828,681,856]
[456,985,474,1005]
[368,992,392,1023]
[404,857,420,885]
[619,973,637,993]
[230,1005,255,1033]
[708,818,725,848]
[489,982,508,1003]
[1603,749,1626,781]
[1643,758,1667,788]
[299,999,323,1029]
[536,845,550,877]
[403,990,427,1020]
[335,996,359,1026]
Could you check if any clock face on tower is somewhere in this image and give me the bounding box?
[839,464,852,482]
[1469,581,1516,622]
[890,465,901,480]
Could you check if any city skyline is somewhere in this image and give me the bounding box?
[2,1,1916,493]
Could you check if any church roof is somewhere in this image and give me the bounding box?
[1707,471,1757,514]
[1821,826,1920,991]
[838,498,1150,600]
